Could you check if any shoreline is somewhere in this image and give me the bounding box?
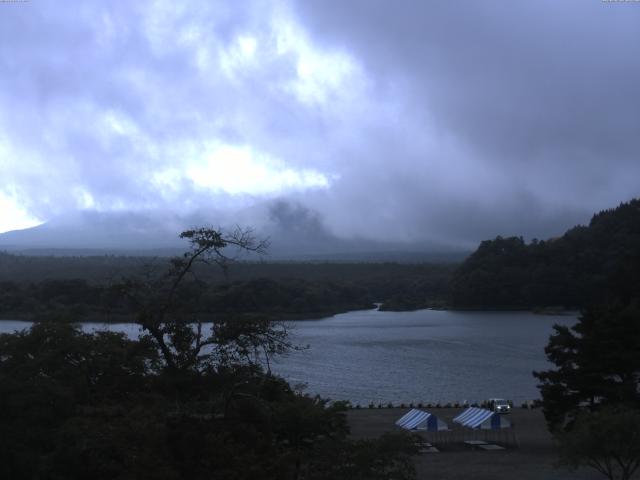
[0,305,579,324]
[346,400,540,410]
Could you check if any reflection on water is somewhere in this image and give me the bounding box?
[0,309,576,405]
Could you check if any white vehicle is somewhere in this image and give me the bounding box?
[487,398,511,414]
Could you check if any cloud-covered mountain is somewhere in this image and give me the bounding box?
[0,210,189,253]
[0,202,469,261]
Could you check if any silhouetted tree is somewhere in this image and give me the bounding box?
[117,226,293,373]
[534,300,640,431]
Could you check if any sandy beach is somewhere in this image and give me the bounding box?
[347,408,610,480]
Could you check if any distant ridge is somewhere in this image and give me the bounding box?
[0,247,186,257]
[0,209,468,262]
[0,211,191,250]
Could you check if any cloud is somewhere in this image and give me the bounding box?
[287,0,640,240]
[0,0,346,225]
[1,0,639,246]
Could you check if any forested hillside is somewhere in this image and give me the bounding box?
[451,199,640,309]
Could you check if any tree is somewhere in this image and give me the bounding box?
[535,297,640,480]
[118,226,292,374]
[557,407,640,480]
[533,300,640,431]
[451,198,640,310]
[0,321,417,480]
[0,321,159,479]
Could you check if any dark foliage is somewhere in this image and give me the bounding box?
[533,299,640,431]
[452,199,640,309]
[557,407,640,480]
[0,276,375,322]
[0,322,159,479]
[0,322,416,480]
[0,256,454,320]
[0,225,417,479]
[200,277,374,318]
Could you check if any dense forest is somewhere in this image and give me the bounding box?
[0,254,454,321]
[451,199,640,309]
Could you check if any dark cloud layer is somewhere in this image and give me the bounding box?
[1,0,639,249]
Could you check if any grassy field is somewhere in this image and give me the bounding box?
[347,408,608,480]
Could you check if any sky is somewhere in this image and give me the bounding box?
[1,0,639,248]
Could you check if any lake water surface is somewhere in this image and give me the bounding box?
[274,308,576,405]
[0,308,576,405]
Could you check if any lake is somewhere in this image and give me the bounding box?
[0,308,576,405]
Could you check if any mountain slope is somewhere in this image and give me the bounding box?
[0,208,468,261]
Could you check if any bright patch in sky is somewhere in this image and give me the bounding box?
[185,144,330,195]
[219,34,260,78]
[217,6,363,105]
[272,9,364,105]
[72,187,97,210]
[0,192,42,234]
